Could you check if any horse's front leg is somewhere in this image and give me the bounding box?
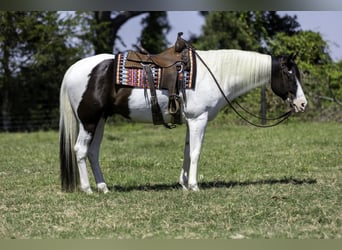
[186,112,208,191]
[179,123,190,189]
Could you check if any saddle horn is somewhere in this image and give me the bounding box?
[175,32,187,52]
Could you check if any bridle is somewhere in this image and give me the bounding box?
[193,49,293,128]
[280,57,298,100]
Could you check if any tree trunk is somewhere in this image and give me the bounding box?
[92,11,148,54]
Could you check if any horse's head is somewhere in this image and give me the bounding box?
[271,54,307,112]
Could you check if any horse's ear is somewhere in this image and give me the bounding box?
[285,53,297,68]
[289,53,297,61]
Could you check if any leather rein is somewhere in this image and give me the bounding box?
[192,48,292,128]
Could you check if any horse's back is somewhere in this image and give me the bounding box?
[63,53,114,85]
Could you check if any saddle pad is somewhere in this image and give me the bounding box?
[114,49,196,89]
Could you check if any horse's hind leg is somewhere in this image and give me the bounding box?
[88,118,109,193]
[74,124,93,194]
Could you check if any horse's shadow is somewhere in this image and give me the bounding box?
[109,177,317,192]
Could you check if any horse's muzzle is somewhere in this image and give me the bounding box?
[292,98,307,112]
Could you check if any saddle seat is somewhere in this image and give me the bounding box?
[125,32,188,69]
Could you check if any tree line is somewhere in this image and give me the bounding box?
[0,11,341,131]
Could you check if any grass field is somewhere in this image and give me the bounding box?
[0,121,341,239]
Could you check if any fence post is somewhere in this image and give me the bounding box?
[260,85,267,125]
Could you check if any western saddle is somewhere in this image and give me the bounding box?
[124,32,192,128]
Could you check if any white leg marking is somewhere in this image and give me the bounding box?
[187,112,208,191]
[97,182,109,194]
[179,124,190,190]
[74,124,93,194]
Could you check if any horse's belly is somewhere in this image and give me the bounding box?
[127,89,171,123]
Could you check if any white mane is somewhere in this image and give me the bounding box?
[197,49,271,99]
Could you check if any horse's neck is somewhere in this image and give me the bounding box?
[200,50,271,100]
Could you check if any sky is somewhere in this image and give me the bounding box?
[117,11,342,62]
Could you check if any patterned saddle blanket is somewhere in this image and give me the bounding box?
[114,48,196,90]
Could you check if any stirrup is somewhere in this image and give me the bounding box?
[168,94,181,115]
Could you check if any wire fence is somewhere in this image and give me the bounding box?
[0,108,59,132]
[0,74,341,132]
[300,73,342,122]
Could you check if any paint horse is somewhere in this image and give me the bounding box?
[59,47,307,194]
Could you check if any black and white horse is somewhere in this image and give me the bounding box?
[59,49,307,193]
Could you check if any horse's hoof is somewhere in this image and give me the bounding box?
[97,183,109,194]
[188,184,199,191]
[179,182,188,190]
[81,187,93,194]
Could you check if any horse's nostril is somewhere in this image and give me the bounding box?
[301,103,306,107]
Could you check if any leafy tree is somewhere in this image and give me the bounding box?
[193,12,258,50]
[193,11,300,52]
[0,11,86,131]
[328,60,342,107]
[82,11,150,54]
[79,11,172,54]
[140,12,170,53]
[269,31,332,65]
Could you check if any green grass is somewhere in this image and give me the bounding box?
[0,121,341,239]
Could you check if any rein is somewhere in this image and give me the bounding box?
[192,49,292,128]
